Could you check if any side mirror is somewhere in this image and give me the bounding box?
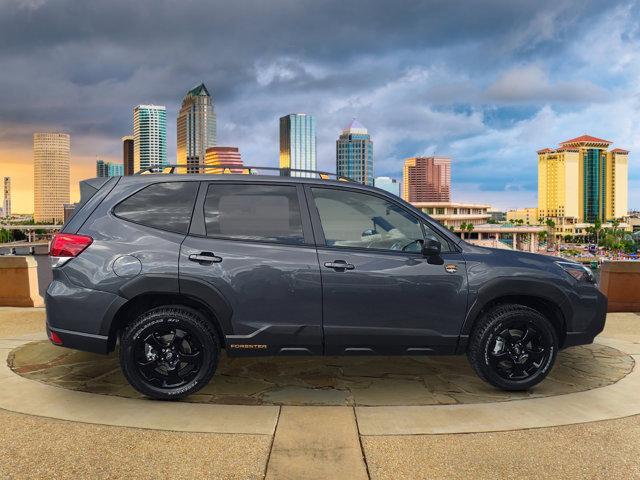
[422,238,441,256]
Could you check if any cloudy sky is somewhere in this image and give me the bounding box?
[1,0,639,213]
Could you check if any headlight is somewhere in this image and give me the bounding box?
[556,261,596,283]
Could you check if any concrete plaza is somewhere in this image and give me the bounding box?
[1,307,639,479]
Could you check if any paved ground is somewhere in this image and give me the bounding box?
[0,308,639,479]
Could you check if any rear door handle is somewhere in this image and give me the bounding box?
[324,260,355,271]
[189,252,223,264]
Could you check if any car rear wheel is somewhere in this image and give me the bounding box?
[120,305,219,400]
[467,304,558,391]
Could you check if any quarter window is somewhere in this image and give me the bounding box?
[203,184,304,244]
[113,182,198,233]
[311,188,426,252]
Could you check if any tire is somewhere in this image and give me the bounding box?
[467,304,558,391]
[119,305,220,400]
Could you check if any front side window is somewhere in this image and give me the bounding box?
[311,188,425,252]
[113,181,198,233]
[203,184,304,244]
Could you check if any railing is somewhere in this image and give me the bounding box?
[135,164,355,183]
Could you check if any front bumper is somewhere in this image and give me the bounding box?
[562,288,608,348]
[45,272,126,354]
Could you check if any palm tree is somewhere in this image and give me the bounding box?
[459,222,468,239]
[466,223,475,238]
[545,218,556,248]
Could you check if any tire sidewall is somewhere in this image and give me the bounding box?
[480,311,558,390]
[120,307,217,400]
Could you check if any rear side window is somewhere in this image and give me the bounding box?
[203,184,304,244]
[113,182,199,233]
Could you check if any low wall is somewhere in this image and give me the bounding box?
[599,262,640,312]
[0,256,45,307]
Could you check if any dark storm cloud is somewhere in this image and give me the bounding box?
[0,0,637,209]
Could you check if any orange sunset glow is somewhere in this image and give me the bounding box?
[0,148,110,214]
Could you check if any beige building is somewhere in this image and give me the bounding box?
[506,207,539,224]
[413,201,490,228]
[412,201,543,252]
[33,133,70,223]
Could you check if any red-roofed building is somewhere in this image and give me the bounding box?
[538,135,628,228]
[559,135,612,146]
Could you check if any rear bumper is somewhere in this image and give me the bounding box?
[45,272,126,354]
[562,289,608,348]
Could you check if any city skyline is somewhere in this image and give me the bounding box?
[1,1,639,212]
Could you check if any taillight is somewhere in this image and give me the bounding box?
[49,330,63,346]
[49,233,93,258]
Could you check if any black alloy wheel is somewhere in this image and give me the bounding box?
[467,304,558,391]
[120,306,219,400]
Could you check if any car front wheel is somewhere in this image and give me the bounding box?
[120,305,219,400]
[467,304,558,391]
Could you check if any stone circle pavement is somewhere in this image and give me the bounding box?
[8,339,634,406]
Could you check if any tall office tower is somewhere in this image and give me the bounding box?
[336,119,374,185]
[402,156,451,202]
[177,83,216,173]
[279,114,316,177]
[96,160,124,177]
[122,135,134,175]
[2,177,10,218]
[374,176,400,196]
[205,146,244,173]
[133,105,167,173]
[33,133,70,223]
[538,135,628,223]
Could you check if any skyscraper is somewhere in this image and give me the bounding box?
[33,132,70,223]
[402,156,451,202]
[279,114,316,177]
[336,119,374,185]
[374,176,400,196]
[96,160,124,177]
[133,105,167,172]
[177,83,216,173]
[2,177,10,218]
[538,135,628,223]
[122,135,134,175]
[205,146,244,173]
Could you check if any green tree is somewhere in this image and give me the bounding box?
[459,222,468,239]
[466,223,475,237]
[545,218,556,247]
[0,228,12,243]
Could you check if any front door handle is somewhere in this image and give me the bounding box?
[324,260,355,271]
[189,252,223,264]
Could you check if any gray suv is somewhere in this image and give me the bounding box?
[46,168,607,400]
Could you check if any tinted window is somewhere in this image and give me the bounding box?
[114,182,198,233]
[204,184,304,244]
[312,188,425,252]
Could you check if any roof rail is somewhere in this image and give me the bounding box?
[135,164,355,182]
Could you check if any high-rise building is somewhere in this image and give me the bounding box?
[204,146,244,173]
[96,160,124,177]
[279,114,316,177]
[336,119,373,185]
[133,105,167,173]
[374,176,400,196]
[177,83,216,173]
[33,132,70,223]
[122,135,134,175]
[538,135,628,223]
[402,156,451,202]
[2,177,10,218]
